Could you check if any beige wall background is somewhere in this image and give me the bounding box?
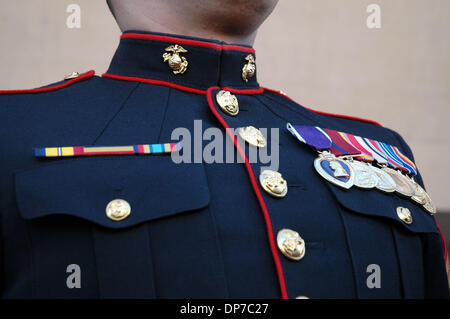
[1,0,449,211]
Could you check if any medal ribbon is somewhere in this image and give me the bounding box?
[376,141,417,175]
[324,129,361,156]
[392,145,417,173]
[338,132,373,162]
[287,123,417,176]
[287,124,331,151]
[34,142,182,157]
[357,137,388,165]
[364,138,403,170]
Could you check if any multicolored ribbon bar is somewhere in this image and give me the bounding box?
[324,128,361,156]
[34,142,182,158]
[337,132,373,162]
[287,123,418,176]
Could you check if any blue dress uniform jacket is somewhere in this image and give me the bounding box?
[0,31,449,299]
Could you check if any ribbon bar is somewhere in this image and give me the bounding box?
[34,142,181,158]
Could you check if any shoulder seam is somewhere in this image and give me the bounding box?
[0,70,95,95]
[262,87,383,127]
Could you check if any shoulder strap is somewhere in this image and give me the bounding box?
[0,70,95,95]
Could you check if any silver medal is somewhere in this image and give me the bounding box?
[348,160,379,189]
[370,165,396,192]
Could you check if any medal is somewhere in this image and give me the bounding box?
[381,167,415,197]
[287,123,436,214]
[410,181,428,205]
[347,160,379,189]
[423,195,437,215]
[369,165,396,192]
[314,151,355,189]
[407,177,436,215]
[287,124,356,189]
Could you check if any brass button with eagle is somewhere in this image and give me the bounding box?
[238,126,266,148]
[106,199,131,221]
[216,90,239,116]
[396,206,413,225]
[259,170,287,198]
[277,229,305,261]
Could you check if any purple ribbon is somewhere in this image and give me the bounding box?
[287,124,332,151]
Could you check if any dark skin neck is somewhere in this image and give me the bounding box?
[107,0,279,46]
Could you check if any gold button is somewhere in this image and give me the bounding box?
[106,199,131,221]
[163,44,188,74]
[295,296,310,299]
[64,72,80,80]
[242,54,256,82]
[216,90,239,116]
[396,206,412,224]
[238,126,267,148]
[277,229,305,261]
[259,170,287,198]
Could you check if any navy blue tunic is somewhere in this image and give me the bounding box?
[0,31,448,298]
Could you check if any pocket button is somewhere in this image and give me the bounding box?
[106,199,131,221]
[396,206,413,225]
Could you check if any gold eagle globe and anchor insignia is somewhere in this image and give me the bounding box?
[163,44,189,74]
[242,54,256,82]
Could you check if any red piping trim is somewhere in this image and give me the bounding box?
[121,33,255,54]
[262,87,383,127]
[102,74,264,96]
[222,87,264,95]
[102,73,206,95]
[222,44,255,53]
[435,219,448,267]
[206,86,289,299]
[0,70,95,95]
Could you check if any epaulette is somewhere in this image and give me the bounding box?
[263,87,382,127]
[0,70,95,95]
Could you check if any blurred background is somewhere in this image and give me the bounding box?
[0,0,449,243]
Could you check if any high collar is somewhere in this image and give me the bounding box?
[105,31,259,91]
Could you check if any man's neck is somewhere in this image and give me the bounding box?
[118,17,257,46]
[108,0,278,46]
